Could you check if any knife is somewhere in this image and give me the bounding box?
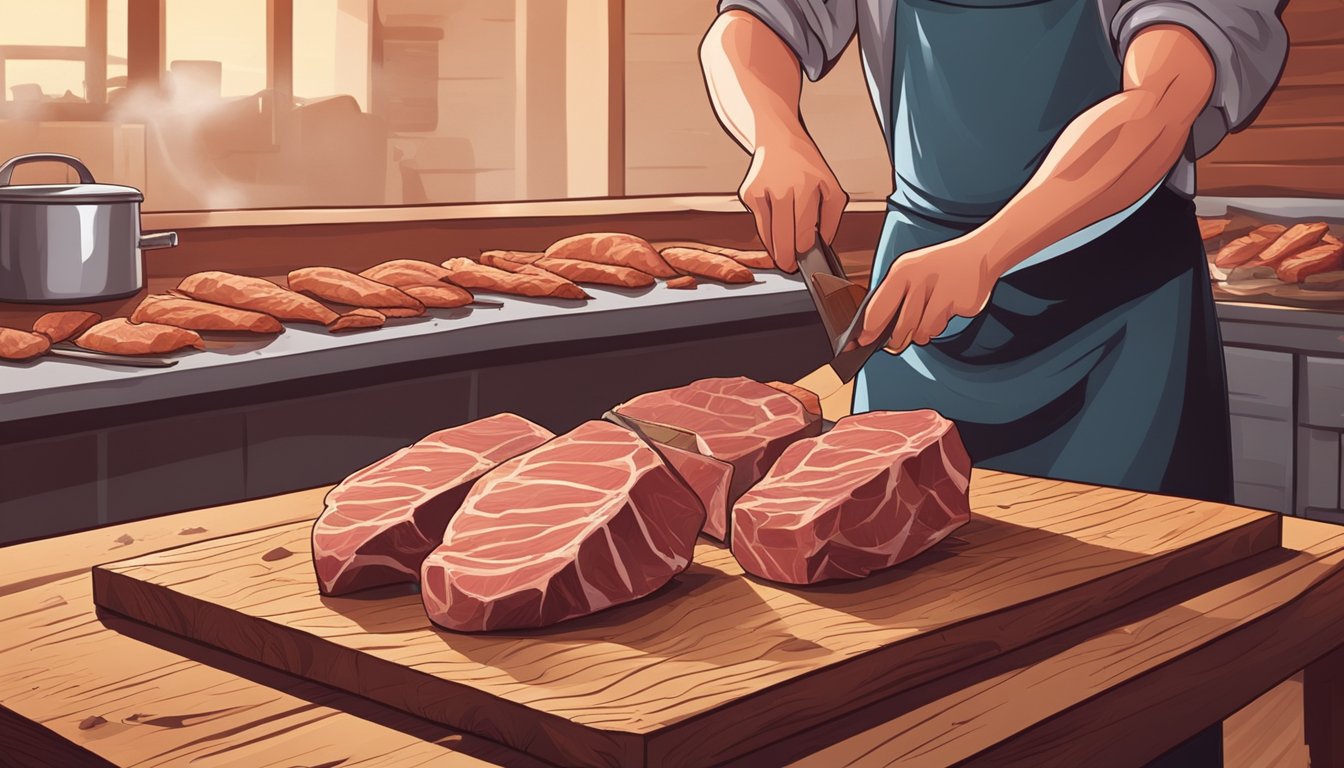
[795,237,902,401]
[48,343,179,368]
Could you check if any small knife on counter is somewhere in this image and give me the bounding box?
[48,343,179,368]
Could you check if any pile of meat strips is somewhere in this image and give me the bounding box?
[0,233,770,361]
[313,377,973,633]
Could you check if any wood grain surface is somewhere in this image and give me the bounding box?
[0,489,541,768]
[92,472,1280,768]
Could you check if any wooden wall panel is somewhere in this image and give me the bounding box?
[1197,1,1344,197]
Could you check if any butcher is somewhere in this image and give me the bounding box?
[700,1,1286,762]
[702,2,1286,507]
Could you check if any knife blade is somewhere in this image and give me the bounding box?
[795,237,867,357]
[48,344,179,368]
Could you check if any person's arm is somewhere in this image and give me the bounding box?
[700,9,851,271]
[856,24,1216,352]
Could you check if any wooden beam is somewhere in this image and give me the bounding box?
[86,0,109,104]
[565,0,625,198]
[126,0,163,92]
[515,0,568,200]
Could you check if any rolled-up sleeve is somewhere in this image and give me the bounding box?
[717,0,858,81]
[1112,1,1288,158]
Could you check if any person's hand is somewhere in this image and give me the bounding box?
[739,131,847,272]
[855,235,1001,354]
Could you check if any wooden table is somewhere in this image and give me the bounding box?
[2,479,1344,767]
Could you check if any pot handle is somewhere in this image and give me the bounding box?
[139,231,179,250]
[0,153,97,186]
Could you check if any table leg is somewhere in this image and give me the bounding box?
[1306,644,1344,767]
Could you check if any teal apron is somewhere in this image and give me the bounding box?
[853,0,1234,505]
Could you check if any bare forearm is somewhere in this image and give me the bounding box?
[972,25,1216,275]
[700,11,808,151]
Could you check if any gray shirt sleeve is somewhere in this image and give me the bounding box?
[1111,0,1288,158]
[717,0,858,81]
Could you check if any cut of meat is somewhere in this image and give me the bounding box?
[32,311,101,343]
[178,271,340,325]
[401,283,474,308]
[441,257,589,300]
[613,376,822,541]
[328,308,386,332]
[1198,218,1231,241]
[764,380,822,419]
[532,257,655,288]
[0,327,50,361]
[732,410,973,585]
[1277,241,1344,283]
[288,267,425,315]
[655,444,735,541]
[313,413,555,596]
[75,318,204,355]
[544,233,677,278]
[130,294,283,333]
[420,420,705,632]
[1250,222,1330,267]
[661,247,755,284]
[655,241,774,270]
[1213,225,1287,269]
[359,260,455,287]
[665,275,698,289]
[479,250,544,270]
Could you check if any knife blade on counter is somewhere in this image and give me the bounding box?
[48,343,179,368]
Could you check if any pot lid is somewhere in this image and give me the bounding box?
[0,182,144,204]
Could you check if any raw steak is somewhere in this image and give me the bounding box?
[544,233,676,278]
[732,410,972,585]
[420,420,705,632]
[178,271,340,325]
[130,294,283,333]
[1277,240,1344,283]
[479,250,544,269]
[1213,225,1287,269]
[32,310,100,343]
[359,259,456,287]
[613,376,822,541]
[288,267,425,316]
[661,247,755,284]
[0,328,50,361]
[665,275,698,289]
[313,413,555,595]
[534,257,656,288]
[75,319,204,355]
[402,284,474,309]
[441,257,589,300]
[1198,218,1231,241]
[655,241,774,270]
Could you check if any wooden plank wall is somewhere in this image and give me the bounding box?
[1197,0,1344,197]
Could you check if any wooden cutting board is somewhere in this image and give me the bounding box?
[92,471,1280,768]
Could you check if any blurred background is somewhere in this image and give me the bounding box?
[0,0,1336,212]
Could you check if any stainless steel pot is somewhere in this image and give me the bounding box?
[0,153,177,303]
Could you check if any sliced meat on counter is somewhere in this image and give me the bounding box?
[665,275,698,289]
[328,308,386,332]
[75,318,204,356]
[288,267,425,317]
[661,247,755,284]
[358,259,456,287]
[0,327,51,361]
[479,250,544,270]
[32,310,101,343]
[1198,218,1231,241]
[401,283,474,309]
[313,413,555,595]
[613,376,822,541]
[1213,224,1288,269]
[420,420,705,632]
[531,257,656,288]
[441,257,589,300]
[130,294,283,333]
[1277,239,1344,283]
[655,241,774,270]
[732,410,973,585]
[1251,222,1330,268]
[177,271,340,325]
[544,232,677,278]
